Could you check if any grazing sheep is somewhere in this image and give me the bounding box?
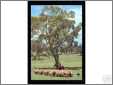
[49,71,53,76]
[63,70,72,77]
[33,69,73,77]
[52,71,56,76]
[39,70,43,75]
[55,70,60,77]
[49,70,56,76]
[43,70,50,75]
[56,70,64,77]
[33,70,38,74]
[55,70,72,77]
[35,69,41,74]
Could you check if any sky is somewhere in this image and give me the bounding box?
[31,5,82,26]
[31,5,82,46]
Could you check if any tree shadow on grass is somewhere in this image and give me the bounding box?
[34,66,82,70]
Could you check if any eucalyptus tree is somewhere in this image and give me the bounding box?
[31,5,81,68]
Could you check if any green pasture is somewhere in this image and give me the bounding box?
[31,54,82,80]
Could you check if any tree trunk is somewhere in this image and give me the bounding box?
[50,47,60,68]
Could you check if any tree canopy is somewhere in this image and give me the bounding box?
[31,5,82,68]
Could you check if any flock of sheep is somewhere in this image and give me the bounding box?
[33,69,73,77]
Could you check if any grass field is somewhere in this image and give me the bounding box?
[31,53,82,80]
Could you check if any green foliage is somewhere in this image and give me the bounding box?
[31,5,82,67]
[31,5,76,38]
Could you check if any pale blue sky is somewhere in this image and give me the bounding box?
[31,5,82,26]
